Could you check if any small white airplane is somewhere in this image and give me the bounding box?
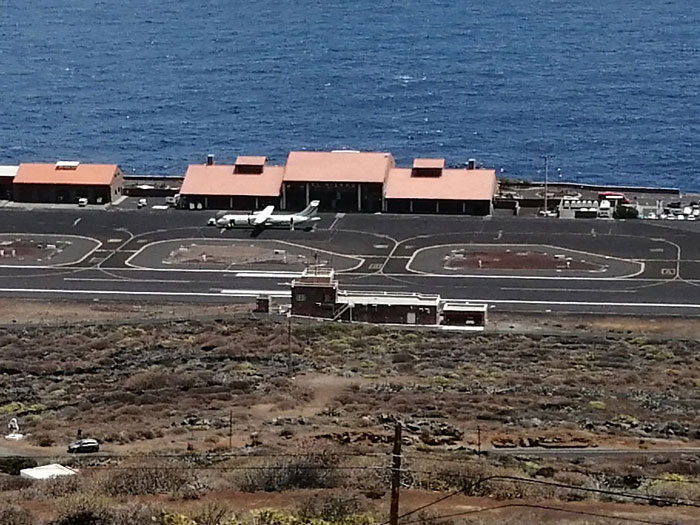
[207,200,321,231]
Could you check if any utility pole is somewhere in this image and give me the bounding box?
[287,314,293,377]
[228,410,233,450]
[541,154,555,215]
[477,425,481,456]
[389,423,402,525]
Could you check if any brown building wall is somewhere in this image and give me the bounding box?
[290,284,337,317]
[337,304,438,325]
[13,183,112,204]
[0,179,12,200]
[284,182,382,212]
[385,198,492,216]
[442,310,486,327]
[180,194,280,210]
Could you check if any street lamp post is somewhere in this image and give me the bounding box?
[541,154,555,215]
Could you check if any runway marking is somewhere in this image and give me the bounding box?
[64,278,193,284]
[234,271,302,278]
[219,289,291,297]
[475,298,700,309]
[0,287,288,298]
[499,287,637,294]
[329,213,345,230]
[124,237,365,273]
[404,242,645,280]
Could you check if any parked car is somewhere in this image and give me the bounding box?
[67,438,100,454]
[137,198,148,209]
[77,197,88,207]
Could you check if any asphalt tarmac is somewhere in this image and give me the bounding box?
[1,207,700,315]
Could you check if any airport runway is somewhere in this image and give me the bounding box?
[1,207,700,315]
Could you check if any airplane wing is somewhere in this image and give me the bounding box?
[253,205,275,226]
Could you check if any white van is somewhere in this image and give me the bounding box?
[77,198,88,207]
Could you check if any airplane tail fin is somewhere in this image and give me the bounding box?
[298,200,320,217]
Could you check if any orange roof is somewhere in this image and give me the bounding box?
[235,156,266,166]
[180,164,284,197]
[284,151,394,183]
[14,163,119,186]
[413,158,445,169]
[385,168,498,201]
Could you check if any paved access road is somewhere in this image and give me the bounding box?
[1,208,700,315]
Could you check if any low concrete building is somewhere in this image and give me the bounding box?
[180,155,284,210]
[335,290,441,324]
[442,302,488,327]
[20,464,77,480]
[13,162,123,204]
[384,159,497,215]
[290,268,487,328]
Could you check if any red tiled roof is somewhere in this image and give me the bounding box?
[385,168,498,201]
[13,163,119,186]
[180,164,284,197]
[413,158,445,169]
[284,151,394,184]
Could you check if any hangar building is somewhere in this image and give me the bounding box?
[282,151,392,212]
[180,155,284,210]
[13,162,123,204]
[384,158,497,215]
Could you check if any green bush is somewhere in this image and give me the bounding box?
[0,457,38,476]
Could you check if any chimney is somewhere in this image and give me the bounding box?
[467,159,476,170]
[206,154,215,166]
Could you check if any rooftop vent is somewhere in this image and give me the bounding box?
[234,156,266,174]
[411,158,444,177]
[55,161,80,170]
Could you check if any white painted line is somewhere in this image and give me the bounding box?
[106,238,123,243]
[64,278,193,284]
[473,298,700,309]
[72,218,81,227]
[0,288,258,298]
[124,237,364,272]
[404,242,645,280]
[234,271,302,278]
[499,287,637,294]
[219,289,291,297]
[152,205,169,210]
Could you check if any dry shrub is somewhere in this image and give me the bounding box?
[298,491,368,522]
[0,507,33,525]
[123,370,172,391]
[102,466,192,496]
[0,474,33,492]
[192,503,232,525]
[240,450,341,492]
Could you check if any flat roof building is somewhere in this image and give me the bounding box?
[283,151,394,212]
[13,162,123,205]
[180,155,284,210]
[384,159,498,215]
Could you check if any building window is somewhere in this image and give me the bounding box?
[296,293,306,302]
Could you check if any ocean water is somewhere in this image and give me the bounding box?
[0,0,699,189]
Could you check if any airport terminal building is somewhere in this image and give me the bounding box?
[180,150,498,215]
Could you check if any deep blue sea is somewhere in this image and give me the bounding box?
[1,1,699,189]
